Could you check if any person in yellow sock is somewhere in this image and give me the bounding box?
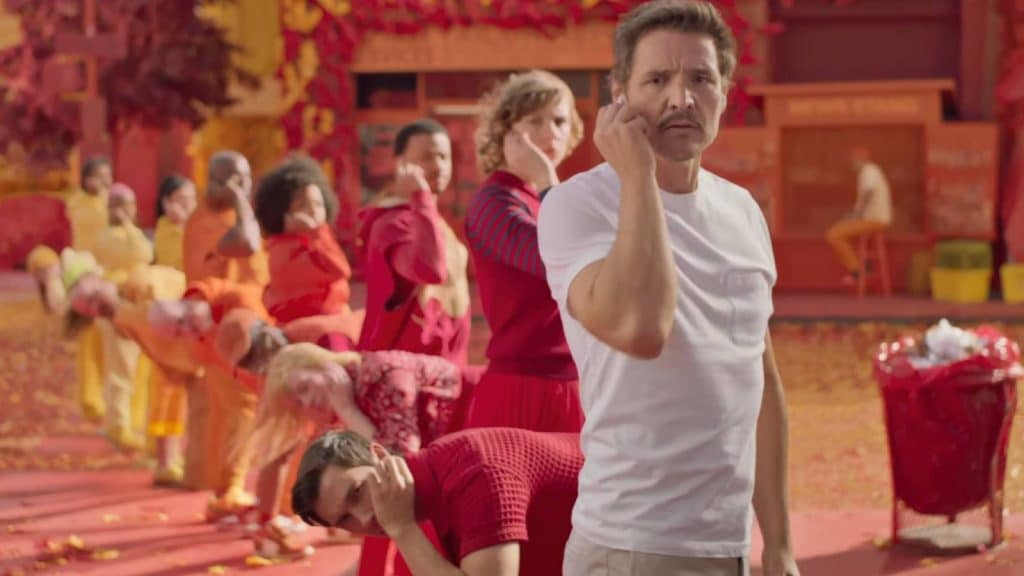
[65,157,112,422]
[148,175,197,482]
[59,252,196,484]
[183,151,268,516]
[92,184,154,451]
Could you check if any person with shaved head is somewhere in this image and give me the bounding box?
[182,150,269,517]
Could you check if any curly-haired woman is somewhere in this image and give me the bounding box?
[464,70,585,432]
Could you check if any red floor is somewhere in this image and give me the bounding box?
[3,273,1024,574]
[5,455,1024,575]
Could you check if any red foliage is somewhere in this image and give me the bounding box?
[0,0,255,169]
[279,0,782,189]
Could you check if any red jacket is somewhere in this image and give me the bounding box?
[357,189,470,365]
[263,225,352,323]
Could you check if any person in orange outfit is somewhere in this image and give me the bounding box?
[255,156,353,330]
[182,150,267,513]
[65,157,112,422]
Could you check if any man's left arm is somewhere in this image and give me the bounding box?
[754,330,800,576]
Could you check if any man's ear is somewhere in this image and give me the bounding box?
[609,75,624,103]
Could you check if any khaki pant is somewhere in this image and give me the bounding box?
[563,531,747,576]
[825,219,887,273]
[96,318,141,436]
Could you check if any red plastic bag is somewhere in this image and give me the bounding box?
[874,327,1021,516]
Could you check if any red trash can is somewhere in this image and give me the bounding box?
[874,327,1022,552]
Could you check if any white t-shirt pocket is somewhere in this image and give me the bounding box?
[723,271,771,347]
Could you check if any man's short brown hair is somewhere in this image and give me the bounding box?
[292,431,375,527]
[612,0,737,86]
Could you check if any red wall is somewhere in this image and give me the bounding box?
[113,122,194,228]
[770,0,961,87]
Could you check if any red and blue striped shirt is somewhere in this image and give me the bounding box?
[465,170,577,380]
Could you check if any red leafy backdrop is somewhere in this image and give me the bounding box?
[277,0,785,201]
[0,0,254,170]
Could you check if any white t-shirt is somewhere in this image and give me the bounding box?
[538,164,776,558]
[857,162,892,224]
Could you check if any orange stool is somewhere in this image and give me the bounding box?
[857,230,892,297]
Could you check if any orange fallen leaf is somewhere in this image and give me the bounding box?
[102,513,120,523]
[55,558,68,566]
[92,549,119,560]
[872,536,891,549]
[67,535,85,550]
[156,513,169,522]
[919,557,939,567]
[245,555,274,567]
[208,565,227,574]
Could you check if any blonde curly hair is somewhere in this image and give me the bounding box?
[475,69,584,175]
[241,343,361,468]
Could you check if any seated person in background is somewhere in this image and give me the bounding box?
[826,146,893,285]
[293,428,582,576]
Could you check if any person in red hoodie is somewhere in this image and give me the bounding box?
[357,119,471,366]
[256,155,356,337]
[464,70,585,433]
[357,119,475,576]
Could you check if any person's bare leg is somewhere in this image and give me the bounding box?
[256,449,294,520]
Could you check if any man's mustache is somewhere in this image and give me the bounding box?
[658,113,702,131]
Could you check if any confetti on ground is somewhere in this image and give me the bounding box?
[2,294,1024,576]
[92,549,120,561]
[245,555,275,567]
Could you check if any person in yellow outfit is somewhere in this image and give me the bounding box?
[182,150,268,515]
[64,157,112,423]
[92,184,154,451]
[26,246,66,314]
[60,248,190,483]
[154,175,197,271]
[143,174,198,482]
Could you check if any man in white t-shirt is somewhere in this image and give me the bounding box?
[826,146,893,285]
[537,2,798,575]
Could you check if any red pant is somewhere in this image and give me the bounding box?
[464,369,584,433]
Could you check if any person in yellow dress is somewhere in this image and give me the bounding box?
[138,174,198,482]
[154,175,197,271]
[64,157,112,422]
[91,184,154,451]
